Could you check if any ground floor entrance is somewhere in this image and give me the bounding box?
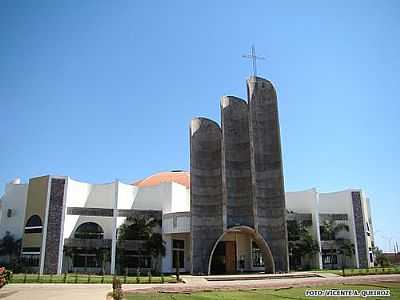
[210,241,237,274]
[208,226,275,275]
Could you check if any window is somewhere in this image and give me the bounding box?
[74,222,104,239]
[73,252,99,268]
[7,209,12,218]
[173,216,177,229]
[122,251,152,268]
[25,215,43,233]
[252,241,264,267]
[320,226,334,241]
[21,254,40,267]
[322,254,337,265]
[172,239,184,269]
[322,249,337,265]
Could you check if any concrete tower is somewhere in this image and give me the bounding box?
[247,76,289,273]
[220,96,254,229]
[190,118,224,275]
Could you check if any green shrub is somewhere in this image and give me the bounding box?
[136,269,140,283]
[112,277,123,300]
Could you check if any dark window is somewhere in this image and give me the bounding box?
[173,239,184,249]
[21,254,40,266]
[22,247,41,253]
[74,222,104,239]
[73,252,99,268]
[302,219,312,227]
[172,239,184,268]
[320,226,335,241]
[322,249,337,265]
[7,209,12,218]
[122,251,152,268]
[25,215,43,233]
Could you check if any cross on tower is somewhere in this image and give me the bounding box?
[242,45,265,76]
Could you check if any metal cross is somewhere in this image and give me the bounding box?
[242,45,265,76]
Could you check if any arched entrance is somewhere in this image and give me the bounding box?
[208,226,275,275]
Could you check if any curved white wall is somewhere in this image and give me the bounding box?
[0,183,28,240]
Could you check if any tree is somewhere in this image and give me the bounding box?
[0,232,21,265]
[320,219,350,269]
[337,239,355,271]
[95,247,111,275]
[372,246,390,267]
[117,216,165,274]
[287,221,319,270]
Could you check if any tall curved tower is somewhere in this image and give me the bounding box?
[190,117,224,275]
[220,96,253,229]
[247,76,289,273]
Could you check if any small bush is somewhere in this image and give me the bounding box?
[0,267,11,289]
[136,269,140,284]
[112,277,123,300]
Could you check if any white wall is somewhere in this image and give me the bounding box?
[133,182,172,213]
[0,182,28,240]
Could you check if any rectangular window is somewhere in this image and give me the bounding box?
[173,216,177,228]
[73,253,101,268]
[322,255,337,265]
[172,239,184,268]
[252,241,264,267]
[21,254,40,267]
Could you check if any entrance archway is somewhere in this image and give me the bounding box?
[208,226,275,275]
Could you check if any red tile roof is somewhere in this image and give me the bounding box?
[132,171,190,189]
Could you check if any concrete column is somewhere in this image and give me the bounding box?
[110,181,118,275]
[190,117,224,275]
[247,76,289,273]
[220,96,253,228]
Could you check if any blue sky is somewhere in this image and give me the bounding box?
[0,1,399,252]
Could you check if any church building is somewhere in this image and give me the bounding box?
[0,76,375,275]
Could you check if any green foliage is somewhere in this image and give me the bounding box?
[118,216,159,241]
[373,246,391,267]
[287,220,319,270]
[337,239,355,269]
[117,216,165,273]
[112,277,123,300]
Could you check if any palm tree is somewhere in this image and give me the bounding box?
[320,219,350,269]
[118,216,165,274]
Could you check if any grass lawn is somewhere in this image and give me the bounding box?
[9,273,176,284]
[124,282,400,299]
[314,267,400,276]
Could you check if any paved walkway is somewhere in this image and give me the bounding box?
[0,274,399,299]
[0,284,112,300]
